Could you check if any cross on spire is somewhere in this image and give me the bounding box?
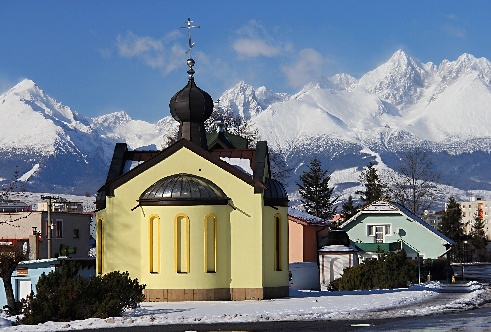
[180,17,200,58]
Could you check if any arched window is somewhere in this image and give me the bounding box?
[96,218,103,274]
[274,214,282,271]
[204,214,217,273]
[174,214,190,273]
[149,215,160,273]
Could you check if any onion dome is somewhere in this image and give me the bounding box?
[169,58,213,149]
[139,173,229,206]
[263,178,288,207]
[169,77,213,123]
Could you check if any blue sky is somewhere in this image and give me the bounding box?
[1,1,490,122]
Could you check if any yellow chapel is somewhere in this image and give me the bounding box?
[95,44,289,301]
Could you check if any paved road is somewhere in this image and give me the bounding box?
[79,283,491,332]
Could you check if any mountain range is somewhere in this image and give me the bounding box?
[1,50,491,208]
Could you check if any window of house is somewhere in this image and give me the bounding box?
[367,224,391,243]
[274,215,282,271]
[56,220,63,238]
[149,215,160,273]
[204,214,217,273]
[175,214,190,273]
[97,218,103,274]
[73,229,79,239]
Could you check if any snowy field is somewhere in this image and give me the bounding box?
[0,281,488,331]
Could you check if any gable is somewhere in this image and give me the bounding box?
[100,139,254,198]
[341,200,454,246]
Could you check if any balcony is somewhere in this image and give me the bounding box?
[354,242,401,252]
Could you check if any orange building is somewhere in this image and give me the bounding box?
[288,209,331,263]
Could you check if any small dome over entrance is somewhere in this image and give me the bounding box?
[263,178,288,207]
[139,173,229,206]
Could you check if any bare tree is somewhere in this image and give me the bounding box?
[388,148,443,217]
[0,245,26,314]
[205,106,258,148]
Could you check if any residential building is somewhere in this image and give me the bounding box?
[0,257,95,308]
[95,55,289,301]
[37,201,84,213]
[288,209,330,291]
[0,200,30,212]
[422,209,444,229]
[340,200,455,260]
[288,208,330,263]
[459,196,491,240]
[0,210,92,259]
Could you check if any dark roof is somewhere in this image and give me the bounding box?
[207,131,249,150]
[169,77,213,123]
[139,173,229,206]
[326,230,350,246]
[263,178,288,207]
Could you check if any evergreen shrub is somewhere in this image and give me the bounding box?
[330,249,418,291]
[21,262,145,324]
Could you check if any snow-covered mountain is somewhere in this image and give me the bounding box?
[90,111,176,150]
[2,50,491,205]
[218,81,289,119]
[219,51,491,205]
[0,80,112,195]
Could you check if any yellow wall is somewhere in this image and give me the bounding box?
[139,205,233,290]
[96,146,288,292]
[261,206,289,287]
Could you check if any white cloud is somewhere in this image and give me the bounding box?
[233,20,283,59]
[97,47,112,59]
[115,31,185,75]
[233,38,281,58]
[281,48,325,88]
[442,24,466,38]
[442,14,466,38]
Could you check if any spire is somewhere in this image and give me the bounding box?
[169,18,213,150]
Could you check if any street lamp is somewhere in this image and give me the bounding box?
[462,240,468,281]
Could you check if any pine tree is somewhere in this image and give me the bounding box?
[438,196,465,262]
[341,195,359,222]
[469,216,488,261]
[356,162,386,206]
[297,157,338,219]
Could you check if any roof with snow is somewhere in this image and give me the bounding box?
[288,208,331,226]
[340,200,455,245]
[318,244,359,253]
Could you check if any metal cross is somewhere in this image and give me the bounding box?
[180,17,200,57]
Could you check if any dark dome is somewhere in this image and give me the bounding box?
[264,178,288,207]
[169,78,213,123]
[326,230,350,246]
[139,173,229,206]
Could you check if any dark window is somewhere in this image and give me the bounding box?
[73,229,79,239]
[56,220,63,238]
[275,216,281,271]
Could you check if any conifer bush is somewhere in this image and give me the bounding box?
[330,249,418,291]
[21,262,145,324]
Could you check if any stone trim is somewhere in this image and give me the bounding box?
[144,286,289,302]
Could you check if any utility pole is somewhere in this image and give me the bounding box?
[41,195,60,259]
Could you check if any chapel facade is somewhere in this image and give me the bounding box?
[95,29,289,301]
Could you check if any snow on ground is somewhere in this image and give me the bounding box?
[0,281,488,331]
